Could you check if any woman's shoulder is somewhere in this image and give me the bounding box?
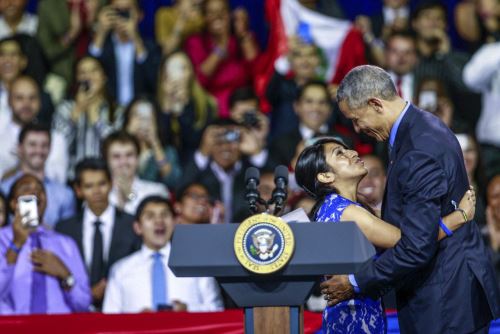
[315,193,358,223]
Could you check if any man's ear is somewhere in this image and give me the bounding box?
[74,184,82,199]
[133,221,142,236]
[367,97,384,113]
[317,172,335,184]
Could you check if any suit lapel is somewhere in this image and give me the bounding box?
[108,208,121,267]
[74,213,84,258]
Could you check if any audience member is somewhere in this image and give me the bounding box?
[184,0,259,117]
[385,31,418,103]
[485,174,500,289]
[90,0,160,106]
[0,76,67,182]
[52,56,121,178]
[37,0,100,94]
[103,196,223,313]
[228,87,269,168]
[456,133,487,226]
[155,0,204,55]
[266,38,322,139]
[0,0,37,39]
[267,81,350,169]
[123,97,182,188]
[157,51,217,164]
[181,118,255,224]
[411,1,480,128]
[0,192,7,227]
[56,158,141,309]
[357,155,386,213]
[1,124,76,228]
[0,174,91,314]
[463,39,500,180]
[174,182,220,225]
[0,36,53,125]
[415,77,456,130]
[103,131,169,214]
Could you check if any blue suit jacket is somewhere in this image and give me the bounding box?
[354,105,500,333]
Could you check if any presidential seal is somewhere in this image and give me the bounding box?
[234,213,295,274]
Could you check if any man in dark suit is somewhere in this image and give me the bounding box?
[321,65,500,333]
[267,81,351,170]
[56,158,141,308]
[88,0,159,106]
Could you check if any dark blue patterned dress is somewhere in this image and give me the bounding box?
[316,193,386,334]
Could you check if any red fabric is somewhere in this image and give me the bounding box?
[0,309,323,334]
[395,76,403,97]
[331,28,367,85]
[184,34,257,118]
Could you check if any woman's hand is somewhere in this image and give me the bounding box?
[459,186,476,222]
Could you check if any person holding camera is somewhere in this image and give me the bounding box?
[102,195,223,313]
[0,174,91,314]
[181,118,258,224]
[89,0,160,106]
[52,56,121,179]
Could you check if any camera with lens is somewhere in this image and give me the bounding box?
[220,129,241,143]
[241,111,260,128]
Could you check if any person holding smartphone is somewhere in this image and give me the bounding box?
[0,174,91,314]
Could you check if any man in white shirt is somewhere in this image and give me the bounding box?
[103,195,224,313]
[463,41,500,179]
[0,75,68,182]
[103,131,169,215]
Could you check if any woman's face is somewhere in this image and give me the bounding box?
[127,101,155,141]
[76,57,106,95]
[178,184,212,224]
[204,0,230,36]
[457,135,478,177]
[321,142,367,184]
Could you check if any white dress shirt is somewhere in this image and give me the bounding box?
[109,177,169,215]
[463,42,500,146]
[382,6,409,26]
[102,243,224,313]
[82,205,116,270]
[0,13,38,39]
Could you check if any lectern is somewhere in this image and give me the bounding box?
[169,222,375,334]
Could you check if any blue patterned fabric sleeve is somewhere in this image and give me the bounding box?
[316,193,360,223]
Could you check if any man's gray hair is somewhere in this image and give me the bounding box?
[336,65,397,109]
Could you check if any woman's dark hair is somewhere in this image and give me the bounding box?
[295,137,347,219]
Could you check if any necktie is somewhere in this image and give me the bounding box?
[30,232,47,314]
[152,252,167,310]
[90,221,104,286]
[396,76,403,97]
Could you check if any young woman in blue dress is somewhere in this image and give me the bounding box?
[294,137,476,334]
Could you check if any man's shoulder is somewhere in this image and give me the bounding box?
[109,250,142,276]
[135,179,168,197]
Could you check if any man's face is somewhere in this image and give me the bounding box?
[338,100,390,142]
[0,40,26,83]
[384,0,408,9]
[357,155,386,206]
[9,79,40,125]
[0,0,27,20]
[18,131,50,172]
[488,176,500,224]
[135,202,174,250]
[289,45,320,81]
[178,184,211,224]
[211,126,241,170]
[294,85,331,131]
[10,175,47,219]
[76,170,112,207]
[412,7,447,39]
[107,142,139,180]
[385,37,418,75]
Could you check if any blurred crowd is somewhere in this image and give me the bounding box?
[0,0,499,315]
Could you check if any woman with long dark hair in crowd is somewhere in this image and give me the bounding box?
[294,137,476,334]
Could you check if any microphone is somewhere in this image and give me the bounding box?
[244,167,261,214]
[272,165,288,215]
